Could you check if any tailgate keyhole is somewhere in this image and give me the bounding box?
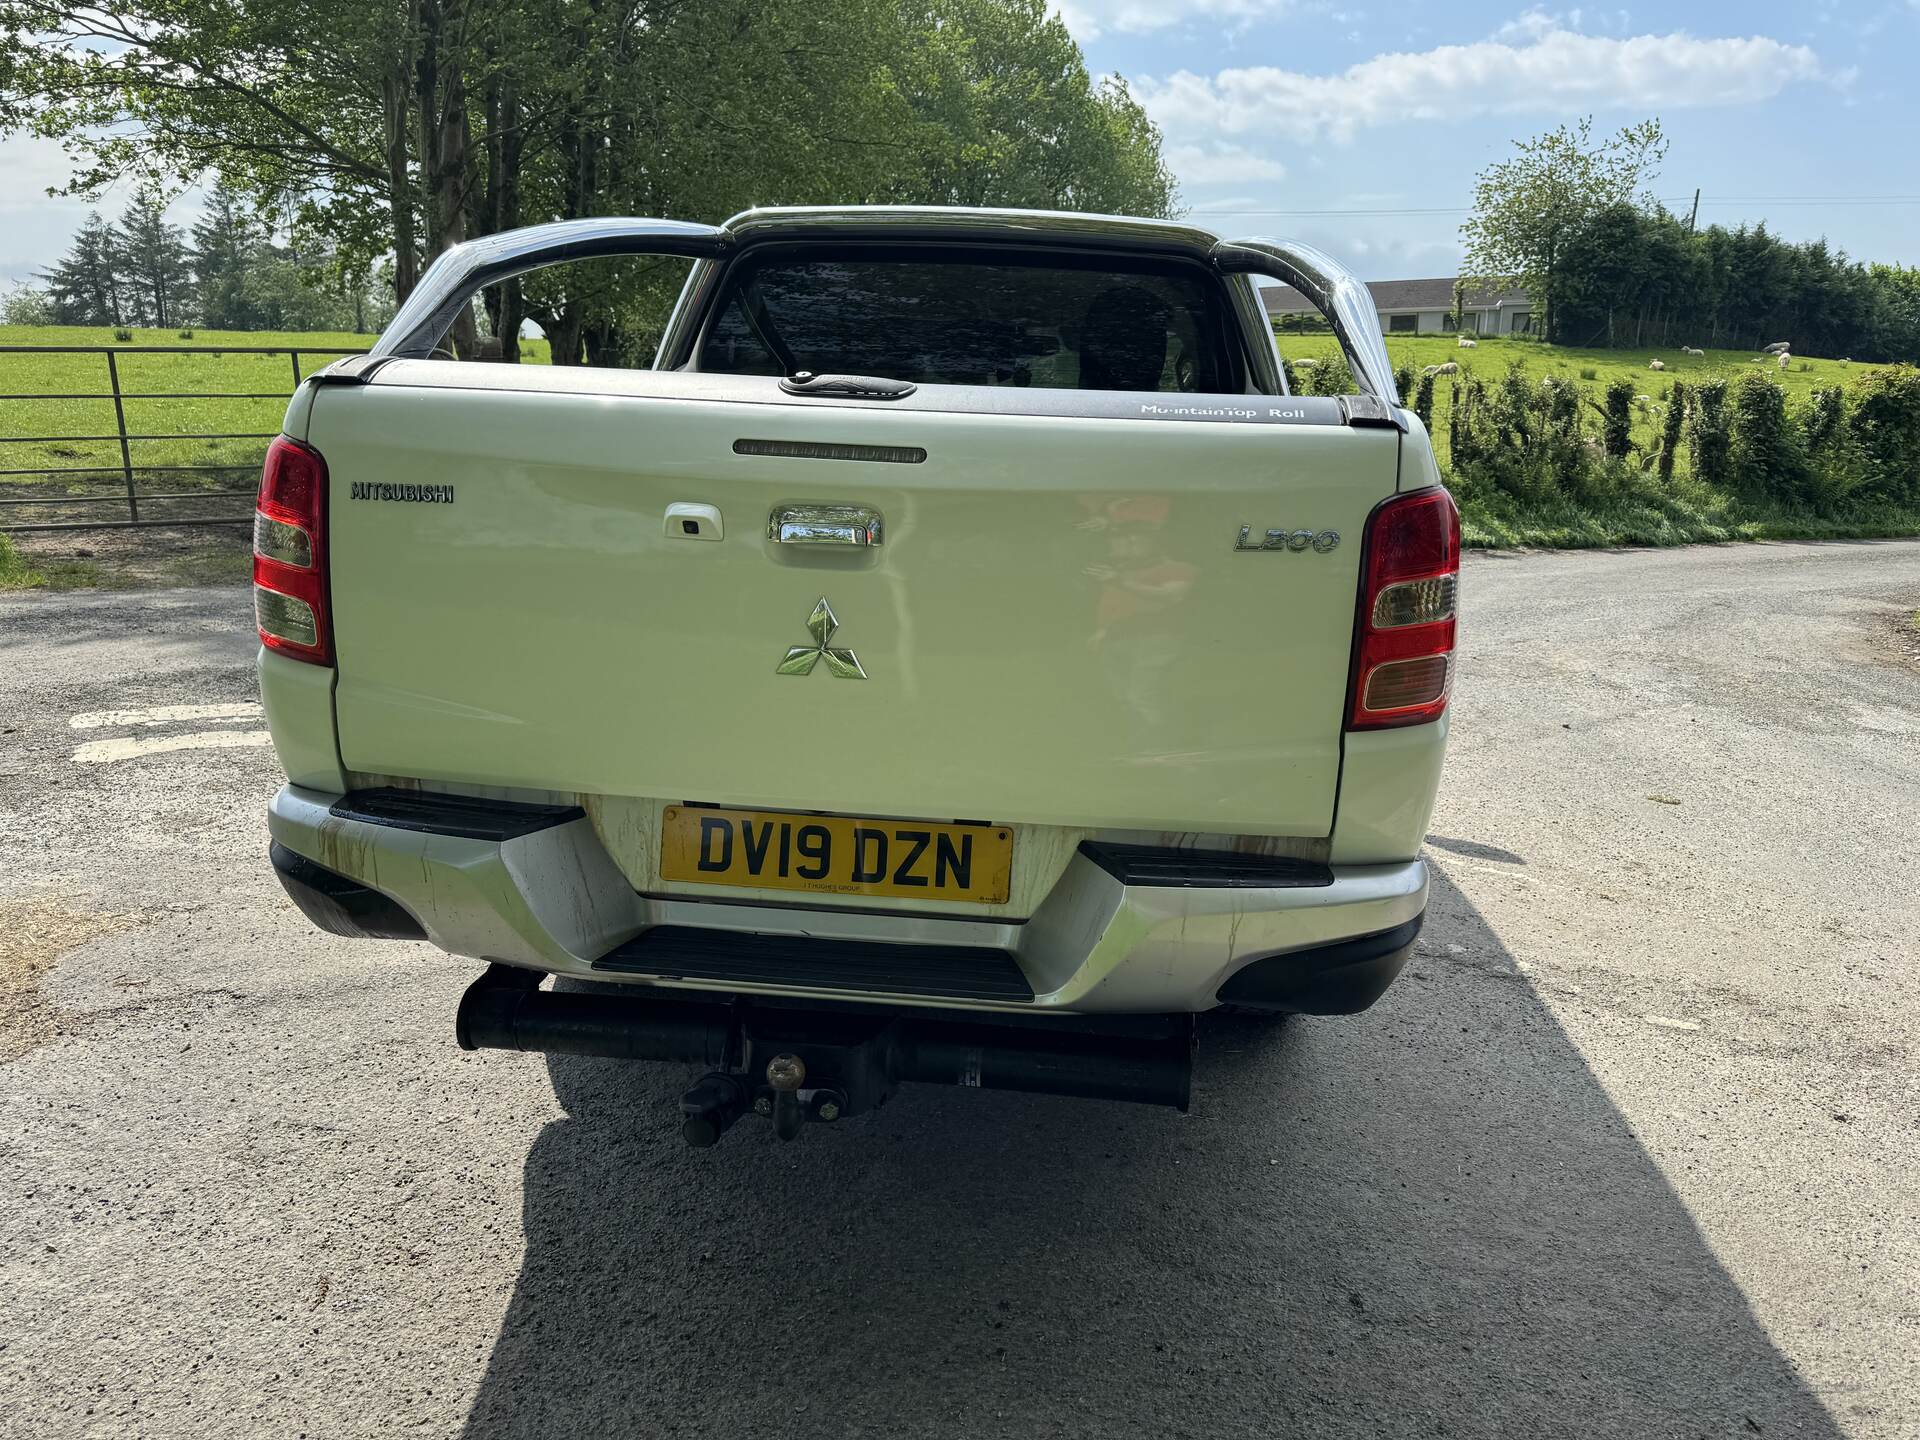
[665,502,724,541]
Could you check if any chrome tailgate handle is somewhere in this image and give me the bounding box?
[769,505,883,546]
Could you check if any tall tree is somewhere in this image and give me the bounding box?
[115,188,194,327]
[4,0,1177,356]
[1460,117,1666,343]
[888,0,1177,215]
[38,210,124,325]
[191,177,265,329]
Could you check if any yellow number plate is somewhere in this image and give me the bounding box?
[659,806,1012,905]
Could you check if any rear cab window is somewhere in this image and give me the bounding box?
[694,248,1250,393]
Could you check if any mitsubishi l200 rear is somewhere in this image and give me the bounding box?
[257,207,1457,1145]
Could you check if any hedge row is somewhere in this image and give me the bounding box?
[1442,364,1920,513]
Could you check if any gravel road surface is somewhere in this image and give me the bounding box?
[2,540,1916,1439]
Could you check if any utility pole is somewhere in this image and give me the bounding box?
[1686,188,1700,233]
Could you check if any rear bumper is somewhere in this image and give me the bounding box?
[268,783,1426,1015]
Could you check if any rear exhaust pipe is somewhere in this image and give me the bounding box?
[455,965,1192,1121]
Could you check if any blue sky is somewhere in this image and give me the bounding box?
[1072,0,1920,278]
[3,1,1918,289]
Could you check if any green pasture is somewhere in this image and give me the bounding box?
[1,324,1893,498]
[0,325,369,496]
[2,324,1914,561]
[0,326,552,501]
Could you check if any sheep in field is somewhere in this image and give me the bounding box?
[1423,362,1460,377]
[1777,350,1791,371]
[1681,346,1705,356]
[1458,337,1478,348]
[1648,359,1665,371]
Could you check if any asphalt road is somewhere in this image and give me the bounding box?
[2,541,1916,1439]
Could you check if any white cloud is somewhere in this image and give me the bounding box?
[1165,142,1287,185]
[1494,8,1637,43]
[1257,229,1463,279]
[1136,18,1830,145]
[1053,0,1297,41]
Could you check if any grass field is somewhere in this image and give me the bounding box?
[1,324,1914,584]
[0,326,555,509]
[0,325,374,488]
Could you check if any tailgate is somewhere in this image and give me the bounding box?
[311,364,1397,836]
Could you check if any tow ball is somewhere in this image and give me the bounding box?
[681,1054,849,1147]
[454,965,1194,1146]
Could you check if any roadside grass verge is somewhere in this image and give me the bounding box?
[1,528,244,592]
[1,531,107,590]
[1455,480,1920,550]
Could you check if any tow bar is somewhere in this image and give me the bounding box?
[456,964,1193,1146]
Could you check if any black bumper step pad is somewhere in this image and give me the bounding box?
[595,925,1034,1003]
[329,788,584,842]
[1078,841,1333,888]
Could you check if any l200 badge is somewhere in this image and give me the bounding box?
[1235,526,1340,552]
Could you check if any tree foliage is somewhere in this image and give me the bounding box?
[0,281,58,324]
[1728,370,1807,502]
[1550,206,1920,361]
[1460,117,1666,343]
[1,0,1176,360]
[38,210,127,325]
[1464,118,1920,361]
[29,186,388,331]
[1658,380,1686,482]
[1451,365,1598,502]
[1600,377,1634,459]
[1411,368,1435,430]
[1439,364,1920,521]
[190,179,265,330]
[1847,367,1920,507]
[114,187,194,328]
[1686,378,1732,489]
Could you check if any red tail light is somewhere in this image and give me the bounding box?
[1349,487,1459,730]
[253,436,332,666]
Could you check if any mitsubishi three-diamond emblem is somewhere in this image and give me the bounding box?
[775,597,867,679]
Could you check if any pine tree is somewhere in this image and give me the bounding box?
[38,212,125,326]
[116,188,195,328]
[191,178,264,330]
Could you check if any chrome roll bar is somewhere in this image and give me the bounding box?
[367,212,1399,413]
[1212,237,1400,406]
[372,218,729,360]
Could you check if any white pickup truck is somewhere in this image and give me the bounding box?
[257,206,1457,1144]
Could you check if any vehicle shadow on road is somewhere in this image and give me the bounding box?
[459,870,1844,1439]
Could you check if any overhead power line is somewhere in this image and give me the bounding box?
[1192,195,1920,219]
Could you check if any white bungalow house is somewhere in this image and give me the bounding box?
[1263,277,1535,336]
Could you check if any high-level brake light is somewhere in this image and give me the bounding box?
[1348,487,1459,729]
[253,435,332,666]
